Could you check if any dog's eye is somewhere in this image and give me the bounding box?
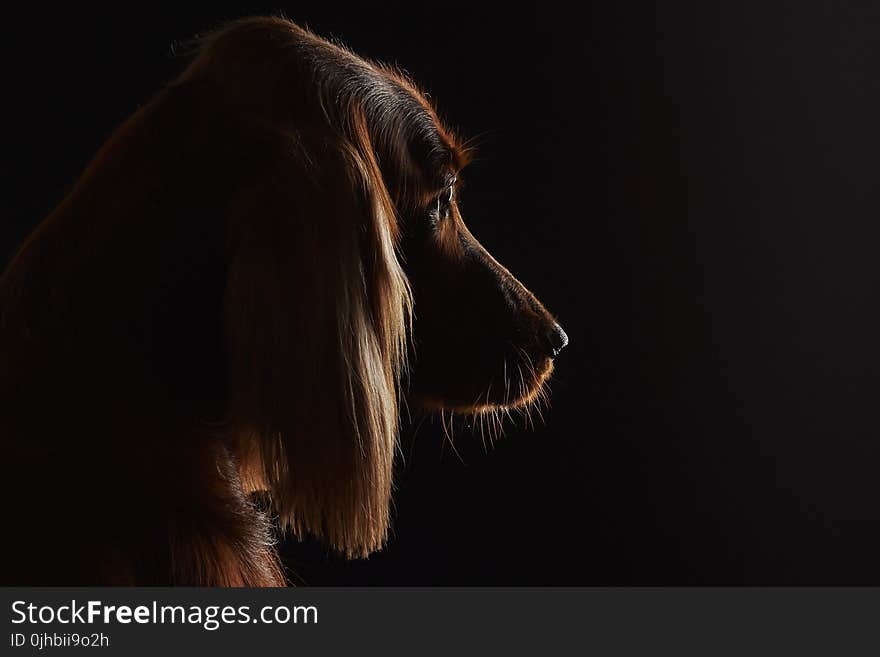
[434,183,455,222]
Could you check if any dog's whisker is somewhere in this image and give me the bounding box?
[503,357,511,407]
[438,409,464,464]
[493,409,503,443]
[516,363,527,401]
[532,399,546,426]
[405,412,430,466]
[438,410,446,460]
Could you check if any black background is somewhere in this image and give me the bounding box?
[3,2,880,584]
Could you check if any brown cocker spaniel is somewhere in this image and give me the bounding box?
[0,16,567,585]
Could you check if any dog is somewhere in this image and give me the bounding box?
[0,16,567,585]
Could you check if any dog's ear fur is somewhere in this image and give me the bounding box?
[180,16,414,557]
[223,108,412,557]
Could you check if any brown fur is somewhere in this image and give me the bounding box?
[0,17,566,585]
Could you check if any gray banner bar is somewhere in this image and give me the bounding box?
[2,588,879,655]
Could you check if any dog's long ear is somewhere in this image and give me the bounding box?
[224,112,411,557]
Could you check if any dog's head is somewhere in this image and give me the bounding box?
[80,17,567,557]
[393,129,568,417]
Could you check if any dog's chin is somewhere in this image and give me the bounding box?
[408,355,554,415]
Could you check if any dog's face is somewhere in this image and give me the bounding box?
[390,131,568,415]
[169,17,569,556]
[400,180,567,414]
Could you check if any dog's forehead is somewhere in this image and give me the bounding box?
[356,63,462,181]
[314,50,465,195]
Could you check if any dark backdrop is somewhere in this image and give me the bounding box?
[3,2,880,584]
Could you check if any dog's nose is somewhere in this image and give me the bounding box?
[542,323,569,358]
